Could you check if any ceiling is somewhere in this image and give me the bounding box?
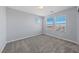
[8,6,74,16]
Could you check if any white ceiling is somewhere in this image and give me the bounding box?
[8,6,74,16]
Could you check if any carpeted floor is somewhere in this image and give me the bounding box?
[2,34,79,53]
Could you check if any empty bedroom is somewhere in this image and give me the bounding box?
[0,6,79,53]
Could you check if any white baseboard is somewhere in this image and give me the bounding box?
[0,41,7,53]
[7,33,42,43]
[45,33,79,45]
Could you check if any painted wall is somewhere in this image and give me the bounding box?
[0,7,6,52]
[44,7,78,43]
[77,7,79,43]
[6,8,43,42]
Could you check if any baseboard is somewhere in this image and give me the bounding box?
[45,33,79,45]
[0,41,7,53]
[7,33,42,43]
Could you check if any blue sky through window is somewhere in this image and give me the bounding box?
[47,16,66,25]
[47,16,54,25]
[55,16,66,24]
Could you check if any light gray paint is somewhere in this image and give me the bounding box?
[6,8,43,42]
[0,7,6,52]
[8,6,73,16]
[44,7,78,43]
[77,7,79,43]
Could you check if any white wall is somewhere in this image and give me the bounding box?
[6,8,43,42]
[44,7,78,44]
[0,7,6,52]
[77,7,79,43]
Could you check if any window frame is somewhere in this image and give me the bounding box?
[46,16,66,32]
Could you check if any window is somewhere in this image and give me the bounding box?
[47,16,55,30]
[55,16,66,31]
[47,16,54,26]
[35,17,41,24]
[47,16,66,32]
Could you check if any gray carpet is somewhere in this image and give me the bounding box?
[2,34,79,53]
